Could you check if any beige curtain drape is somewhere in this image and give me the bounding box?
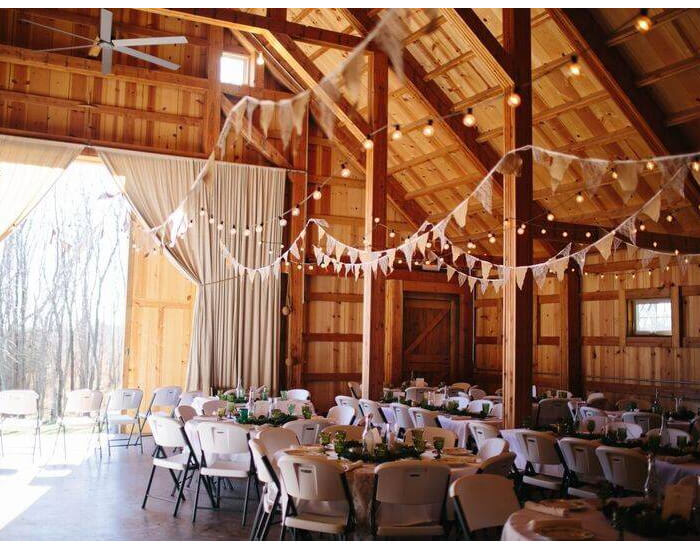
[98,148,285,394]
[0,135,82,241]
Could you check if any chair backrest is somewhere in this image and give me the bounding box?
[283,419,329,445]
[197,422,249,457]
[647,427,691,448]
[249,439,278,485]
[595,446,647,492]
[621,412,661,433]
[616,398,652,411]
[579,405,604,419]
[567,400,579,421]
[551,389,573,399]
[201,399,229,416]
[445,396,469,410]
[106,388,143,412]
[150,386,182,409]
[320,424,364,441]
[178,390,205,406]
[405,427,457,448]
[253,400,270,417]
[491,403,504,419]
[148,416,186,448]
[607,421,644,440]
[409,407,441,427]
[536,398,570,426]
[374,461,451,506]
[348,381,362,399]
[468,387,487,400]
[390,403,415,430]
[358,399,388,425]
[579,414,608,434]
[64,389,102,415]
[515,430,562,466]
[286,389,310,401]
[450,382,470,393]
[335,395,361,421]
[467,399,494,414]
[587,392,605,404]
[326,405,355,426]
[278,454,347,501]
[257,427,300,459]
[450,474,520,532]
[0,390,39,416]
[404,386,428,403]
[469,421,500,450]
[558,437,603,478]
[478,452,516,477]
[477,437,509,460]
[174,405,196,423]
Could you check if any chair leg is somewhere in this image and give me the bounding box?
[261,494,280,540]
[62,423,67,459]
[171,471,183,497]
[142,464,157,509]
[0,422,4,456]
[192,472,203,523]
[173,466,188,517]
[250,497,264,540]
[137,421,144,454]
[242,473,253,526]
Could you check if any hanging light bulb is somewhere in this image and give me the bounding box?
[363,135,374,150]
[391,124,403,141]
[666,213,674,223]
[653,241,658,248]
[540,228,547,234]
[296,264,302,270]
[691,158,700,172]
[674,249,680,255]
[279,216,287,227]
[340,163,351,178]
[562,231,568,238]
[422,119,435,137]
[425,241,432,248]
[507,90,521,108]
[217,220,224,231]
[546,211,555,221]
[443,243,450,251]
[208,215,215,225]
[312,187,322,200]
[256,51,265,66]
[576,191,585,203]
[373,217,380,224]
[362,236,369,245]
[639,223,646,231]
[467,240,476,250]
[517,224,525,235]
[488,233,496,244]
[243,226,251,237]
[646,160,655,171]
[199,207,206,217]
[462,107,476,127]
[255,223,263,234]
[585,231,592,238]
[634,9,652,33]
[291,205,301,217]
[230,225,237,235]
[567,54,581,77]
[611,168,618,180]
[389,229,396,238]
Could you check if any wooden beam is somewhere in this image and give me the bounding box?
[666,105,700,127]
[220,83,293,101]
[605,8,689,47]
[636,54,700,87]
[560,267,582,396]
[204,26,223,155]
[502,8,533,429]
[361,51,389,401]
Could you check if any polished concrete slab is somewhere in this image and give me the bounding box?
[0,430,264,540]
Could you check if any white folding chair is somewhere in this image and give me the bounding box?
[138,386,182,442]
[491,403,504,419]
[607,421,643,440]
[469,421,500,451]
[286,389,311,401]
[409,407,442,428]
[477,437,509,460]
[256,427,299,461]
[57,389,103,457]
[595,445,647,494]
[567,400,579,422]
[178,390,205,406]
[142,416,200,517]
[647,427,691,448]
[405,386,428,403]
[103,388,143,455]
[449,382,470,396]
[249,439,283,540]
[404,427,457,448]
[450,474,520,539]
[0,390,42,459]
[277,454,355,539]
[467,399,494,415]
[175,405,196,423]
[335,395,362,424]
[477,452,517,477]
[320,424,364,441]
[535,398,570,427]
[358,399,389,428]
[371,461,451,538]
[468,387,487,400]
[283,418,331,445]
[514,429,564,494]
[348,381,362,399]
[579,405,605,419]
[579,414,608,434]
[326,405,355,426]
[621,411,661,434]
[194,422,254,525]
[390,402,415,436]
[558,437,604,498]
[201,399,229,416]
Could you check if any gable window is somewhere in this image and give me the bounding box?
[629,298,672,336]
[220,52,250,86]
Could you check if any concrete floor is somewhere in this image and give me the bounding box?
[0,430,265,540]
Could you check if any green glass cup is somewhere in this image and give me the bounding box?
[280,390,288,400]
[239,408,249,422]
[320,432,331,446]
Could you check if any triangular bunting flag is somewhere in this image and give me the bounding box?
[481,260,492,279]
[642,192,662,222]
[446,265,456,282]
[453,199,468,227]
[595,232,615,261]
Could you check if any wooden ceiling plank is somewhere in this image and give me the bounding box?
[666,105,700,127]
[636,54,700,87]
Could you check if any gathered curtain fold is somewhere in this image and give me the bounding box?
[98,148,284,394]
[0,135,83,242]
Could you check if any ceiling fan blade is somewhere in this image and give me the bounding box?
[20,18,93,43]
[100,8,113,42]
[101,47,113,75]
[38,44,95,53]
[114,46,180,71]
[112,36,188,47]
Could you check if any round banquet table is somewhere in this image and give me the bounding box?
[501,498,644,541]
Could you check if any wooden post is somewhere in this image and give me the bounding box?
[502,8,533,428]
[560,268,582,396]
[285,107,309,390]
[204,26,223,154]
[361,51,388,400]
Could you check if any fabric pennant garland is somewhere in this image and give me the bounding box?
[572,250,587,273]
[291,92,310,136]
[580,158,609,189]
[660,157,687,198]
[348,247,359,264]
[480,260,492,280]
[467,276,477,292]
[259,100,275,137]
[278,99,294,149]
[416,232,429,255]
[479,279,490,295]
[642,192,662,222]
[491,279,504,294]
[446,265,456,282]
[451,245,465,262]
[626,243,637,260]
[457,272,467,287]
[531,263,549,289]
[453,199,468,227]
[465,255,477,271]
[289,241,300,259]
[615,162,642,203]
[551,257,568,281]
[343,53,363,106]
[617,216,637,245]
[595,232,615,261]
[549,154,573,192]
[474,176,493,214]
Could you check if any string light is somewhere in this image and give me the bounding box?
[363,135,374,150]
[255,223,263,234]
[488,233,496,244]
[634,9,652,33]
[291,205,301,217]
[374,217,380,223]
[517,224,525,235]
[639,223,646,231]
[443,243,450,251]
[256,51,265,66]
[296,264,302,270]
[279,216,287,227]
[230,225,237,235]
[243,226,251,237]
[611,168,618,180]
[217,220,224,231]
[467,240,476,250]
[389,229,396,238]
[425,241,432,248]
[199,207,206,217]
[665,213,673,222]
[585,231,592,238]
[546,211,555,221]
[507,90,521,108]
[208,215,215,225]
[422,119,435,137]
[567,55,581,77]
[462,107,476,127]
[576,192,584,203]
[540,228,547,234]
[692,159,700,172]
[340,163,351,178]
[674,249,680,255]
[652,241,658,248]
[646,160,655,171]
[312,187,322,200]
[391,124,403,141]
[562,231,568,238]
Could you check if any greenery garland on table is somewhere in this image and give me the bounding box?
[602,501,698,539]
[666,408,696,422]
[217,393,248,404]
[234,412,298,427]
[335,439,422,464]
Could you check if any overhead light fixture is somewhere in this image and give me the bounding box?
[462,107,476,127]
[576,192,584,203]
[507,90,521,108]
[634,9,653,33]
[340,163,351,178]
[256,51,265,66]
[312,187,322,200]
[363,135,374,150]
[422,119,435,137]
[291,205,301,217]
[391,124,403,141]
[567,54,581,77]
[546,212,555,221]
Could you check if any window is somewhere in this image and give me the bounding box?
[220,52,249,86]
[630,298,672,336]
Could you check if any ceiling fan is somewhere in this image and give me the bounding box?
[22,8,188,75]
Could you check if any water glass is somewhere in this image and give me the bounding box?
[239,408,249,422]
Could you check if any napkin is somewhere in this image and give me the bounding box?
[343,460,364,473]
[525,501,570,517]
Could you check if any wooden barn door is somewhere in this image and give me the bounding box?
[402,292,459,385]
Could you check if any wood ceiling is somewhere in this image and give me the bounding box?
[0,8,698,256]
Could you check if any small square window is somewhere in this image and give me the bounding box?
[220,53,249,86]
[630,298,672,336]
